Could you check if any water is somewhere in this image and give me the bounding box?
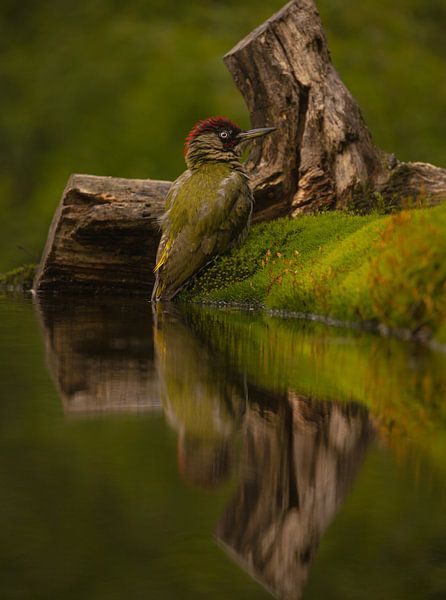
[0,295,445,600]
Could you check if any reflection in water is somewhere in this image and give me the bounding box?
[217,392,372,599]
[153,304,246,488]
[35,296,161,414]
[34,298,407,598]
[186,305,446,482]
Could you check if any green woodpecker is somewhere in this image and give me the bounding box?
[151,116,275,301]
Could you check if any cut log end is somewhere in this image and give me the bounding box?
[33,174,171,295]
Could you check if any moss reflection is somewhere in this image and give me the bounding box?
[183,305,446,480]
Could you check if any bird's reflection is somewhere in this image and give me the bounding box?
[153,303,247,488]
[35,298,374,599]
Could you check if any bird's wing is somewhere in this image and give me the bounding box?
[157,170,192,230]
[153,170,252,301]
[153,170,193,274]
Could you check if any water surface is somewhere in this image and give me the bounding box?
[0,295,445,599]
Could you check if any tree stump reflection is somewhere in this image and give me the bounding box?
[216,390,373,599]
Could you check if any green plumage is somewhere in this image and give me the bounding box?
[153,162,252,301]
[151,116,275,301]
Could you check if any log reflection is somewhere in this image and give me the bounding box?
[216,389,373,600]
[35,296,161,414]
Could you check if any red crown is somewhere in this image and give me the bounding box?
[184,116,241,156]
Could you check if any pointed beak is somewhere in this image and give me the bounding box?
[236,126,276,143]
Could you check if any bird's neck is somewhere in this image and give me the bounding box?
[186,145,245,173]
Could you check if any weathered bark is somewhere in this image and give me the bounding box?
[33,174,170,294]
[225,0,446,219]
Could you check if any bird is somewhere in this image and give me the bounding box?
[151,116,275,301]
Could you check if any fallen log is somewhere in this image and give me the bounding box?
[33,174,170,293]
[34,0,446,293]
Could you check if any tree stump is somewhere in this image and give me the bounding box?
[33,0,446,293]
[225,0,446,219]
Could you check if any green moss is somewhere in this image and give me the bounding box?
[0,264,36,293]
[181,218,299,304]
[183,204,446,344]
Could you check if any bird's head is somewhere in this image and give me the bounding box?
[184,116,275,168]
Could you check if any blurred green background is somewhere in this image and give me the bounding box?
[1,0,445,272]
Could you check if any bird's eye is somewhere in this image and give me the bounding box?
[219,130,229,139]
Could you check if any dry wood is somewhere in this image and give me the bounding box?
[225,0,446,219]
[33,174,170,293]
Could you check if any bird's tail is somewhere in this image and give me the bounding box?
[153,238,172,273]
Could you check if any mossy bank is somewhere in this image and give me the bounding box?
[181,203,446,345]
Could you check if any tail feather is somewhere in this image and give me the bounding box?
[154,238,172,273]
